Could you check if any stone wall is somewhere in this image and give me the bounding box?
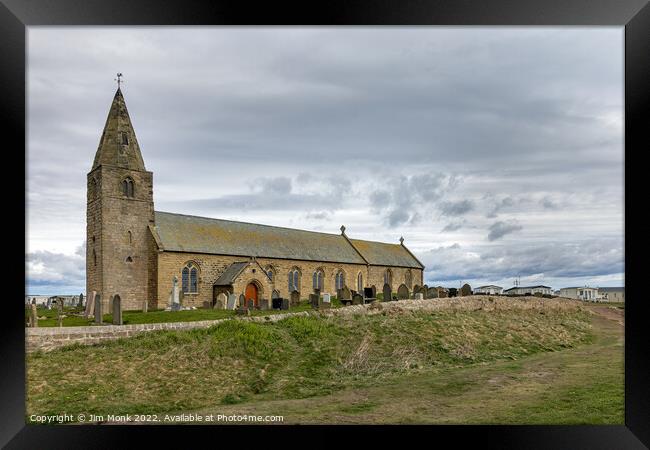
[155,251,424,309]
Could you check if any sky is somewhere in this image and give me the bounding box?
[26,27,624,295]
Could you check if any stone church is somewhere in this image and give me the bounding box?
[87,87,425,311]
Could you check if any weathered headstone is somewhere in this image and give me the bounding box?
[290,290,300,307]
[239,294,246,308]
[438,287,448,298]
[143,299,148,313]
[310,293,321,309]
[352,293,363,305]
[30,303,38,328]
[112,295,123,325]
[281,298,290,310]
[415,293,424,300]
[247,299,255,310]
[227,294,237,310]
[460,283,472,296]
[94,294,103,324]
[78,293,84,308]
[215,293,227,309]
[422,285,429,299]
[314,288,321,297]
[371,285,377,298]
[322,293,331,303]
[397,284,409,300]
[428,287,438,298]
[364,287,373,299]
[259,298,269,310]
[85,290,96,318]
[383,283,392,302]
[272,298,283,309]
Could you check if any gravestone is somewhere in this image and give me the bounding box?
[422,285,429,299]
[428,287,438,298]
[272,298,283,310]
[290,290,300,307]
[112,295,122,325]
[215,293,227,309]
[310,293,321,309]
[143,299,148,313]
[322,293,331,309]
[383,283,392,302]
[371,285,377,298]
[438,288,448,298]
[56,300,63,327]
[227,294,237,310]
[460,283,472,297]
[397,284,409,300]
[281,298,290,310]
[78,293,84,308]
[341,286,351,300]
[352,293,363,305]
[314,288,321,297]
[236,307,250,316]
[247,299,255,310]
[85,291,96,318]
[259,298,269,311]
[415,293,424,300]
[94,294,102,324]
[364,287,373,299]
[30,303,38,328]
[239,294,246,308]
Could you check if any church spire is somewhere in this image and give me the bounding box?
[92,84,146,171]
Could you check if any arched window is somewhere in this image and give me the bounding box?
[182,262,199,293]
[122,177,134,198]
[313,269,324,291]
[405,269,412,288]
[265,266,275,282]
[335,270,345,290]
[127,230,132,245]
[357,272,363,292]
[288,268,301,292]
[125,256,133,263]
[120,131,129,145]
[93,249,97,266]
[384,269,392,286]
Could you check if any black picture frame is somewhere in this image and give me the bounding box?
[5,0,648,447]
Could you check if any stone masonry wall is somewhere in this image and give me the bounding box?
[156,251,424,309]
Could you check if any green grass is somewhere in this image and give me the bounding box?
[26,305,613,424]
[28,301,336,327]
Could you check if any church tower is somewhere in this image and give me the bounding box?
[86,85,156,311]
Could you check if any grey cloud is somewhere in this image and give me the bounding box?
[441,221,463,232]
[254,177,292,195]
[439,199,474,216]
[486,196,515,218]
[487,220,523,241]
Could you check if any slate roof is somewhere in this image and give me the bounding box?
[504,285,551,291]
[598,287,624,292]
[213,262,249,285]
[348,238,423,268]
[152,211,423,268]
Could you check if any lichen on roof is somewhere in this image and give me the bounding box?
[152,211,423,268]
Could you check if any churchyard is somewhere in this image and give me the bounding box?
[25,296,624,424]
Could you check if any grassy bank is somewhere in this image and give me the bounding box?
[26,304,600,423]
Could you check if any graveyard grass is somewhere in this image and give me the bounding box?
[26,300,343,327]
[26,302,624,424]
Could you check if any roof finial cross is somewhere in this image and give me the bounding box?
[115,73,124,88]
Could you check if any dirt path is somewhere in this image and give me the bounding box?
[586,304,624,326]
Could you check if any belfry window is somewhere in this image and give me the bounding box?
[182,262,199,293]
[121,132,129,145]
[122,177,134,198]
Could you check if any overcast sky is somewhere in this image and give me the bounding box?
[26,27,624,295]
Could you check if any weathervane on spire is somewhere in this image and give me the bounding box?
[115,73,124,88]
